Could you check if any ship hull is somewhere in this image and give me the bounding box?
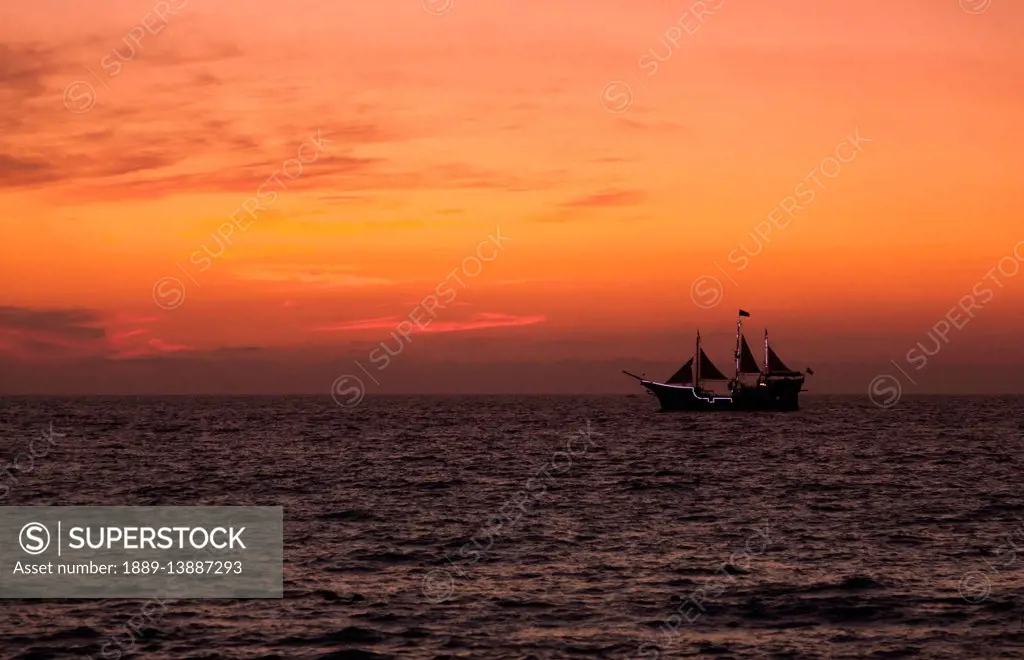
[732,378,803,411]
[641,378,804,412]
[640,381,734,411]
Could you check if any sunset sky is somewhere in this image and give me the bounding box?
[1,0,1023,394]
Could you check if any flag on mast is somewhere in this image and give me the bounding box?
[738,309,751,317]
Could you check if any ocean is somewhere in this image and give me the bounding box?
[1,394,1023,659]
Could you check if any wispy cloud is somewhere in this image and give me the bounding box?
[559,189,646,209]
[311,315,400,332]
[232,265,393,288]
[313,312,546,334]
[110,328,148,342]
[0,306,106,341]
[0,306,194,361]
[148,338,193,353]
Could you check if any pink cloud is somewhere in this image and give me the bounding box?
[313,312,545,334]
[110,328,148,342]
[420,313,546,333]
[112,313,160,324]
[233,265,392,288]
[313,315,402,332]
[148,338,194,353]
[559,189,646,209]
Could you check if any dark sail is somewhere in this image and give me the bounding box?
[666,357,694,384]
[698,349,729,381]
[767,345,795,373]
[739,335,760,374]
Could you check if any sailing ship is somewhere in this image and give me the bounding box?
[622,310,811,411]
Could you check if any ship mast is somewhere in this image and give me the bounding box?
[734,314,742,382]
[695,330,701,389]
[764,329,769,373]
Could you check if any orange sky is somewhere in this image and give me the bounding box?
[2,0,1023,394]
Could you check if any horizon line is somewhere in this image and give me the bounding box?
[2,392,1023,398]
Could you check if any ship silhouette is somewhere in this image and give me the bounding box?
[623,309,811,411]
